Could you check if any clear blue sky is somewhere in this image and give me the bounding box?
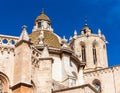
[0,0,120,66]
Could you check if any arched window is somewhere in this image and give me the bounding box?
[0,80,2,93]
[38,22,41,28]
[81,45,86,62]
[0,72,9,93]
[93,79,101,92]
[93,44,97,64]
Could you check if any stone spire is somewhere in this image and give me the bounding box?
[98,28,102,37]
[69,36,73,41]
[73,30,77,39]
[74,30,77,36]
[62,36,68,43]
[19,25,29,41]
[62,36,68,48]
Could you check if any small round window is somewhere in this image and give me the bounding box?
[3,39,8,44]
[10,40,15,45]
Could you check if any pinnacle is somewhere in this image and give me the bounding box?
[19,25,29,42]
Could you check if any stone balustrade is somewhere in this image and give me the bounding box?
[0,35,18,45]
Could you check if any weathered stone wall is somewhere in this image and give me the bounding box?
[14,42,31,84]
[112,66,120,93]
[84,65,120,93]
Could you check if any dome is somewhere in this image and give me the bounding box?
[35,12,51,23]
[29,30,61,48]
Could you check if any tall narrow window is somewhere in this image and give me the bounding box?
[93,45,97,64]
[38,22,41,28]
[81,45,86,62]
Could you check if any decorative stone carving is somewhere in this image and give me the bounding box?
[39,30,44,45]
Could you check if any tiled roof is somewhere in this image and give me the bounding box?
[44,31,61,48]
[29,30,61,48]
[35,13,51,23]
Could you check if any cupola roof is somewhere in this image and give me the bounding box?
[35,10,51,23]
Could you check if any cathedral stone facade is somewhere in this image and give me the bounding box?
[0,10,120,93]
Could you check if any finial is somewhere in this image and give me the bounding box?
[19,25,29,41]
[98,28,101,34]
[84,18,88,26]
[98,28,102,37]
[74,30,77,35]
[73,30,78,39]
[41,8,44,14]
[63,36,67,43]
[22,25,27,30]
[69,36,73,41]
[61,36,68,48]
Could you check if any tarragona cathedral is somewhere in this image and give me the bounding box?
[0,10,120,93]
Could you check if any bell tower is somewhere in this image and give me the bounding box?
[70,24,108,72]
